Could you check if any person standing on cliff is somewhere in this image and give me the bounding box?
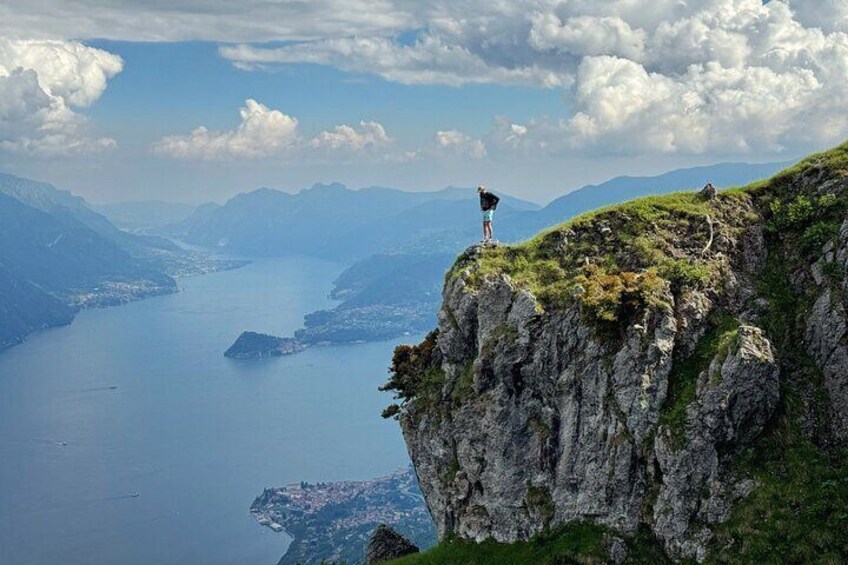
[478,185,500,244]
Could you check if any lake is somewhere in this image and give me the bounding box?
[0,257,417,564]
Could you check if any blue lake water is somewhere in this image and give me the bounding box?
[0,257,418,565]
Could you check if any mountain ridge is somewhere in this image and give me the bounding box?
[0,190,177,349]
[180,182,539,259]
[0,172,245,351]
[173,162,787,262]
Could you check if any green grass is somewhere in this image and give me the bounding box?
[389,523,672,565]
[450,361,476,404]
[451,189,755,335]
[761,140,848,192]
[659,313,740,448]
[704,205,848,563]
[710,392,848,564]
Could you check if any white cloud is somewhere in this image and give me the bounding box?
[549,1,848,154]
[564,55,823,153]
[153,99,299,160]
[0,0,413,42]
[434,130,487,159]
[0,39,122,156]
[0,39,123,106]
[220,36,567,88]
[486,0,848,156]
[154,99,397,160]
[489,119,531,151]
[211,0,848,155]
[310,121,391,151]
[7,0,848,158]
[529,14,646,60]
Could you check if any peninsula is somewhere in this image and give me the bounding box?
[250,467,436,565]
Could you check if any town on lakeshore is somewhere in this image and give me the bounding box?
[251,467,436,565]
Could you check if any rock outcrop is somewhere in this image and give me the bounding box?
[383,143,848,562]
[365,524,419,564]
[653,326,779,560]
[805,217,848,441]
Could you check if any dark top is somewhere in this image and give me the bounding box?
[480,192,500,211]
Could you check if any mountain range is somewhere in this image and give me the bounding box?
[0,173,241,350]
[156,161,789,262]
[173,183,538,259]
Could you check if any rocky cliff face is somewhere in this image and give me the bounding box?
[365,524,420,564]
[383,143,848,562]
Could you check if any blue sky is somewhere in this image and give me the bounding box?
[1,1,845,204]
[85,41,566,148]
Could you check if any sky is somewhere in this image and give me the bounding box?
[1,0,847,205]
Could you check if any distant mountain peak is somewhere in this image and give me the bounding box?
[305,182,348,194]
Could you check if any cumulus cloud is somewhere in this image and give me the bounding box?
[220,37,567,88]
[563,55,823,153]
[529,14,646,60]
[0,39,122,156]
[310,121,391,151]
[217,0,848,155]
[7,0,848,157]
[434,130,487,159]
[153,99,299,160]
[549,1,848,154]
[154,99,395,160]
[406,0,848,157]
[0,0,412,42]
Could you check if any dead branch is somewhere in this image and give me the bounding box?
[701,214,714,255]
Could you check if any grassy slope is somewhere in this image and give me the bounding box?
[391,142,848,564]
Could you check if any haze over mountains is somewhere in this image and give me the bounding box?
[95,200,197,234]
[176,183,539,259]
[0,173,240,350]
[156,161,786,261]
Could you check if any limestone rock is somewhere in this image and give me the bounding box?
[804,218,848,441]
[402,272,679,542]
[396,241,782,561]
[607,536,629,563]
[365,524,419,564]
[653,325,779,560]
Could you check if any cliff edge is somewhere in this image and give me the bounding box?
[382,142,848,562]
